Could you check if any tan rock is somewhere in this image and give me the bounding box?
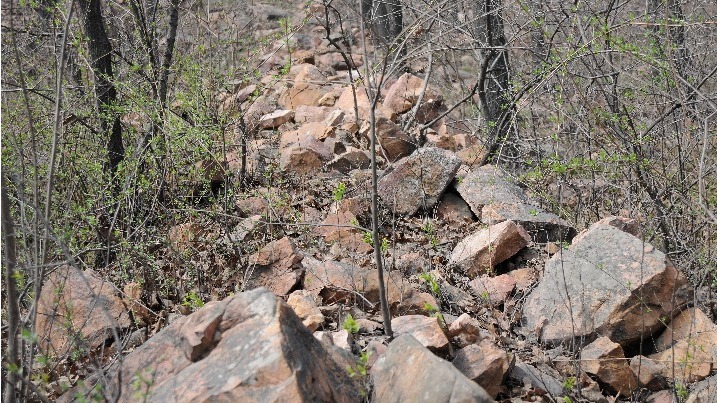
[294,105,336,123]
[649,307,717,383]
[59,288,362,402]
[452,340,509,398]
[372,335,493,402]
[287,290,325,332]
[521,222,690,346]
[382,73,442,115]
[392,315,449,352]
[258,109,294,129]
[326,147,371,174]
[313,210,360,243]
[278,82,328,109]
[450,220,530,278]
[469,274,517,305]
[581,336,638,397]
[36,266,130,360]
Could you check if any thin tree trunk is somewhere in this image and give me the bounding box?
[77,0,125,179]
[2,176,21,403]
[476,0,514,163]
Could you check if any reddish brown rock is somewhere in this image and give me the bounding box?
[522,221,690,347]
[630,355,668,391]
[469,274,517,305]
[246,237,304,296]
[36,266,130,360]
[278,82,328,109]
[396,290,439,316]
[392,315,449,352]
[372,335,492,403]
[580,336,638,397]
[287,290,325,332]
[377,147,461,215]
[315,52,363,70]
[452,340,509,398]
[649,307,717,383]
[258,109,294,129]
[313,210,361,243]
[59,288,361,402]
[450,220,530,278]
[360,116,415,162]
[382,73,442,115]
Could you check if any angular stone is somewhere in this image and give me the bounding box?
[59,289,361,402]
[258,109,294,129]
[392,315,449,352]
[294,105,336,123]
[278,82,328,109]
[453,340,509,398]
[378,147,461,216]
[521,221,690,347]
[580,336,638,397]
[511,360,564,397]
[372,335,492,403]
[246,237,304,296]
[302,258,413,313]
[687,374,717,403]
[313,210,361,243]
[396,290,439,316]
[326,147,371,174]
[469,274,517,305]
[630,355,668,391]
[36,266,130,359]
[649,307,717,383]
[361,116,416,162]
[382,73,442,115]
[450,220,530,278]
[456,165,576,243]
[280,143,328,175]
[287,290,325,332]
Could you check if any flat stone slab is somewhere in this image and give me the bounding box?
[378,147,462,216]
[455,165,576,243]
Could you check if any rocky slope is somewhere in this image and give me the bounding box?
[35,1,716,402]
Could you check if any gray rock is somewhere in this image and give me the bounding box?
[510,359,564,397]
[372,335,493,403]
[521,221,690,347]
[455,165,576,242]
[378,147,462,216]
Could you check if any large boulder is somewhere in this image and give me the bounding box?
[36,266,130,360]
[455,165,576,242]
[372,335,493,403]
[521,220,690,347]
[378,147,461,215]
[60,288,362,402]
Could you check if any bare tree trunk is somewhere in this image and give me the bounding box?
[2,176,21,403]
[361,0,402,44]
[77,0,125,180]
[476,0,514,163]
